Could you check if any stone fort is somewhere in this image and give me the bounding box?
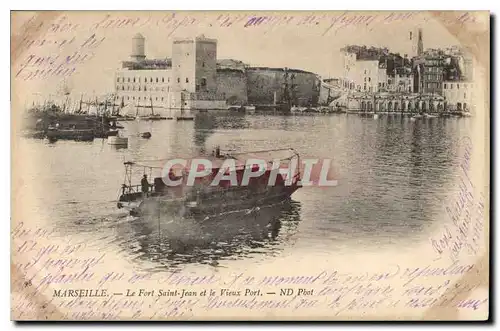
[114,34,321,112]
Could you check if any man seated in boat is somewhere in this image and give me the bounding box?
[212,146,221,158]
[141,174,151,196]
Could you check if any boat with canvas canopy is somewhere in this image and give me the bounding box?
[116,148,302,217]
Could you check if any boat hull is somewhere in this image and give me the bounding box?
[46,129,94,141]
[121,184,300,218]
[108,136,128,145]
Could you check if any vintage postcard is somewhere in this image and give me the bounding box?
[11,10,490,321]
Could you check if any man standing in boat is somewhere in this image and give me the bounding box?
[141,174,151,196]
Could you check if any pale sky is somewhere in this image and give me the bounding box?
[11,11,487,104]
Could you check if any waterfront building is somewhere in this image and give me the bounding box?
[442,81,474,113]
[346,92,445,113]
[114,34,320,113]
[388,67,413,93]
[413,54,445,95]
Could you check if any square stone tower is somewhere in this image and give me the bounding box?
[172,35,217,94]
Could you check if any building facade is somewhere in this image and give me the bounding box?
[442,81,474,112]
[346,92,445,113]
[413,55,445,95]
[387,67,413,93]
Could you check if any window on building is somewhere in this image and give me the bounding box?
[127,96,129,100]
[156,97,158,101]
[127,78,130,82]
[138,86,141,91]
[138,77,141,83]
[127,86,130,90]
[150,78,153,83]
[168,78,170,83]
[133,78,136,83]
[457,84,459,89]
[202,62,205,67]
[161,97,164,101]
[156,78,158,83]
[122,86,124,90]
[168,87,170,92]
[144,86,147,91]
[133,86,135,91]
[177,78,180,83]
[368,77,371,82]
[144,96,147,100]
[116,78,119,82]
[133,96,135,100]
[444,83,447,89]
[162,77,165,83]
[364,70,367,74]
[364,77,367,82]
[450,84,453,89]
[464,92,467,98]
[186,78,189,83]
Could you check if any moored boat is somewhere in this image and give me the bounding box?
[108,134,128,146]
[423,113,438,118]
[107,130,119,137]
[46,127,95,141]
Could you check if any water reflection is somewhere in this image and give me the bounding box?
[20,114,474,269]
[193,112,250,148]
[116,200,301,269]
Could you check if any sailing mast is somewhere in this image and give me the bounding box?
[79,94,83,113]
[180,92,185,115]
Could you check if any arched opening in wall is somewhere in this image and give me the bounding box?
[430,102,435,112]
[394,102,399,111]
[408,102,413,111]
[402,102,406,111]
[388,102,393,112]
[422,102,427,112]
[361,101,366,111]
[463,103,468,111]
[457,102,462,111]
[437,103,443,112]
[367,102,372,111]
[201,78,207,91]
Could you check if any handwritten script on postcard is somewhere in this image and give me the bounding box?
[11,11,489,321]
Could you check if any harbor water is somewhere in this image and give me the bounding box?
[18,113,474,273]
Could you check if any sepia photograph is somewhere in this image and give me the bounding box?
[10,10,490,321]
